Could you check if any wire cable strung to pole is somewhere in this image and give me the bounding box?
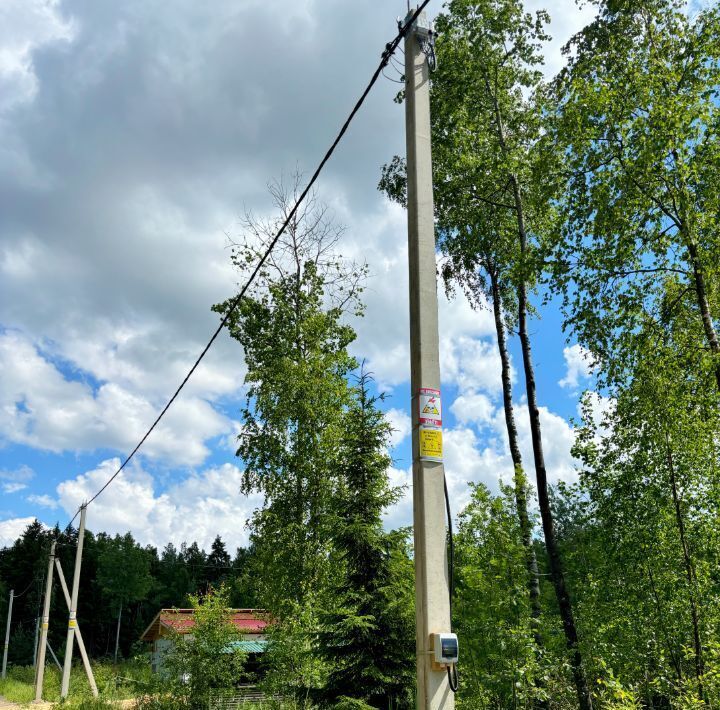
[63,1,433,529]
[443,474,459,693]
[11,578,36,599]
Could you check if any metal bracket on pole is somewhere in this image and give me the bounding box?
[55,555,98,697]
[404,10,437,72]
[1,589,13,679]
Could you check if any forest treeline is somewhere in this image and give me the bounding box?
[0,522,264,666]
[3,0,720,708]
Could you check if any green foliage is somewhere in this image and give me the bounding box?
[316,372,415,709]
[260,603,328,706]
[96,532,153,662]
[213,178,368,704]
[550,0,720,391]
[212,180,362,618]
[452,483,544,709]
[5,4,720,708]
[156,585,246,708]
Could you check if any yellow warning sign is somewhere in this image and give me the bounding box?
[68,620,77,629]
[419,428,443,460]
[422,400,440,416]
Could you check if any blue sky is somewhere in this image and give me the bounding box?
[0,0,601,551]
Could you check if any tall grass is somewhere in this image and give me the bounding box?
[0,659,153,706]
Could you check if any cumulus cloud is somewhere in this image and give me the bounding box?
[0,0,75,113]
[1,0,596,545]
[0,516,40,548]
[442,335,503,396]
[451,391,495,426]
[57,459,262,551]
[0,331,230,465]
[27,493,59,509]
[0,465,34,495]
[525,0,598,79]
[559,343,596,392]
[382,465,413,532]
[386,407,411,448]
[2,482,27,494]
[577,390,616,442]
[383,400,581,528]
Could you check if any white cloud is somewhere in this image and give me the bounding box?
[559,343,596,391]
[0,464,34,484]
[0,0,596,547]
[222,420,245,454]
[525,0,598,79]
[0,331,230,465]
[577,390,616,442]
[0,516,40,548]
[386,407,411,448]
[383,465,413,531]
[0,0,75,112]
[342,201,496,392]
[56,459,263,550]
[27,493,59,509]
[441,335,504,396]
[383,400,582,529]
[450,391,495,426]
[2,482,27,494]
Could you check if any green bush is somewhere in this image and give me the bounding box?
[140,585,247,709]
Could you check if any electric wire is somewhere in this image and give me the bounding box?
[443,474,454,617]
[382,67,405,84]
[390,55,405,72]
[443,474,459,693]
[61,0,433,530]
[11,578,36,599]
[447,662,459,692]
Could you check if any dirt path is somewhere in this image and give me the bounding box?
[0,697,51,709]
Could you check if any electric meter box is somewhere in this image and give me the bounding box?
[433,633,458,665]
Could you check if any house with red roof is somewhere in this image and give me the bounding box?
[141,608,270,674]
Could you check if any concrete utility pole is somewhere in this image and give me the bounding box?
[404,9,455,710]
[61,504,87,699]
[34,541,56,702]
[1,589,13,679]
[56,556,98,697]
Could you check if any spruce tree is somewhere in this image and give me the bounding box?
[207,535,231,588]
[317,371,415,709]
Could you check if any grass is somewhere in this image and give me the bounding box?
[0,661,302,708]
[0,659,153,707]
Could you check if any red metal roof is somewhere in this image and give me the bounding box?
[141,609,269,642]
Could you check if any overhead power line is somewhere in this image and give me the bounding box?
[64,2,433,530]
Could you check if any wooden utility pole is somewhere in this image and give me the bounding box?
[35,541,56,702]
[404,8,455,709]
[61,504,88,699]
[1,589,13,679]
